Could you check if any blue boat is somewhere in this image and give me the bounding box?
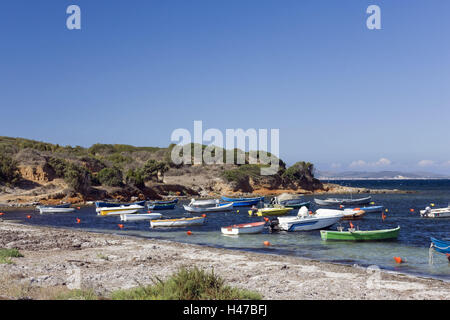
[147,203,176,210]
[431,237,450,254]
[221,196,264,202]
[148,199,178,205]
[95,200,146,208]
[344,205,384,213]
[227,199,262,207]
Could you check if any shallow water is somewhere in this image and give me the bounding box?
[3,179,450,281]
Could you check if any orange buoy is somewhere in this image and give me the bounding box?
[147,210,152,213]
[0,212,4,216]
[263,241,271,246]
[339,205,344,209]
[76,218,81,224]
[187,231,192,236]
[349,222,354,229]
[27,215,32,219]
[381,213,386,221]
[76,207,81,210]
[393,257,404,264]
[410,208,415,212]
[308,211,313,215]
[263,217,269,222]
[118,224,124,229]
[202,214,206,218]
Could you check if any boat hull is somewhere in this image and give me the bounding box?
[253,208,293,216]
[221,196,264,202]
[420,208,450,218]
[314,196,372,206]
[120,213,162,221]
[150,217,205,228]
[320,226,400,241]
[221,222,266,235]
[147,203,176,210]
[39,207,75,214]
[431,237,450,254]
[183,203,233,213]
[278,214,342,231]
[344,206,383,213]
[280,201,311,209]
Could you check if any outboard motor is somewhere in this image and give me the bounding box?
[269,218,280,233]
[423,206,431,217]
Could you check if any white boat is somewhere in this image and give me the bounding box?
[276,207,343,231]
[97,204,145,216]
[221,221,266,235]
[420,206,450,218]
[150,216,205,228]
[120,213,162,221]
[314,196,372,206]
[188,198,219,206]
[183,202,233,213]
[38,207,75,214]
[95,202,145,213]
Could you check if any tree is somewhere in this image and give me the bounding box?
[97,166,123,187]
[125,169,145,189]
[141,160,169,182]
[282,161,315,184]
[64,163,91,194]
[0,154,20,186]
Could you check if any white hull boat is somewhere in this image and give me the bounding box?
[98,204,145,216]
[314,196,372,206]
[277,208,343,231]
[221,221,266,235]
[420,206,450,218]
[150,216,205,228]
[38,207,75,214]
[188,199,219,206]
[183,203,233,213]
[95,203,145,213]
[120,213,162,221]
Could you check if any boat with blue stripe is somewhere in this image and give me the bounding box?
[343,205,384,213]
[430,237,450,254]
[221,196,264,207]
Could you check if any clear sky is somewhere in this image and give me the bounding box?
[1,1,449,174]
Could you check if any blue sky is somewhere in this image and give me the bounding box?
[1,1,449,173]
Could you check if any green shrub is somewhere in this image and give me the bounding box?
[221,164,263,184]
[0,154,21,186]
[282,161,315,184]
[48,157,68,178]
[97,166,123,187]
[141,160,168,182]
[107,153,132,166]
[125,169,145,189]
[110,267,262,300]
[0,248,23,264]
[64,163,91,194]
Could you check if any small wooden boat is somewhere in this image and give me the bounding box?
[37,204,75,214]
[250,207,293,217]
[189,199,219,206]
[147,199,178,205]
[343,205,384,213]
[230,199,263,207]
[221,196,264,202]
[120,213,162,221]
[276,208,343,231]
[314,196,372,206]
[420,206,450,218]
[221,221,266,235]
[183,203,233,213]
[430,238,450,254]
[150,216,205,228]
[270,196,310,209]
[341,208,365,220]
[98,204,145,216]
[320,226,400,241]
[147,203,176,210]
[95,201,146,213]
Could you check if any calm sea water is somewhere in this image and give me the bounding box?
[3,179,450,281]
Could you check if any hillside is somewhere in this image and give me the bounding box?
[0,137,324,205]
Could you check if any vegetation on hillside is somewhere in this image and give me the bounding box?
[0,154,21,186]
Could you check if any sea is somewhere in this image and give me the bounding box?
[2,179,450,281]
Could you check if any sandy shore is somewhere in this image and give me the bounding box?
[0,220,448,300]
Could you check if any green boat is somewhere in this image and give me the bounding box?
[320,226,400,241]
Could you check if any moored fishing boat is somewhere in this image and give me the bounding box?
[188,199,219,206]
[37,203,75,214]
[430,237,450,254]
[341,208,365,220]
[221,196,264,202]
[275,207,343,231]
[221,221,266,235]
[250,207,293,217]
[420,206,450,218]
[320,226,400,241]
[229,199,263,207]
[269,196,311,209]
[120,213,162,221]
[98,204,145,216]
[150,216,205,228]
[314,196,372,206]
[95,201,146,213]
[183,202,233,213]
[343,205,383,213]
[147,202,176,210]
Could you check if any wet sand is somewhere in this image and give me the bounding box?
[0,220,448,300]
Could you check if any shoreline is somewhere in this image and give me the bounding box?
[0,221,448,300]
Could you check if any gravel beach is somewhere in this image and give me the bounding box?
[0,220,448,300]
